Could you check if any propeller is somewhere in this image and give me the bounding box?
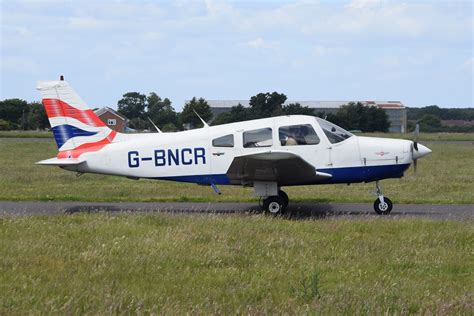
[413,123,419,151]
[411,124,420,176]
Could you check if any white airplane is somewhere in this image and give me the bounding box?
[36,78,432,215]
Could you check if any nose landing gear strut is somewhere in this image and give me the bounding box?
[373,181,393,215]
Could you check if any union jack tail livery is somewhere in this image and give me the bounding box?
[37,79,118,161]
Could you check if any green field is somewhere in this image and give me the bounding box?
[1,214,472,314]
[0,139,473,204]
[0,130,53,138]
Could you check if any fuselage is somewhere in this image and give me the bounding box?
[72,115,428,186]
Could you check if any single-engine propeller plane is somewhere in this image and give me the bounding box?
[36,78,431,215]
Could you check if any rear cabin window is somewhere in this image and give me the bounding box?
[243,128,273,148]
[212,134,234,147]
[279,124,320,146]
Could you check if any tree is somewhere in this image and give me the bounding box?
[26,102,49,130]
[417,114,441,132]
[212,103,253,125]
[329,102,389,132]
[249,92,287,118]
[147,93,179,130]
[0,98,29,129]
[282,102,315,116]
[117,92,147,123]
[180,97,212,129]
[128,118,149,130]
[0,119,12,130]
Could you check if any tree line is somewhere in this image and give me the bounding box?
[0,91,390,132]
[3,91,471,133]
[211,94,391,132]
[406,105,474,133]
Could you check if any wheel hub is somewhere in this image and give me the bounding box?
[378,202,388,211]
[268,202,280,213]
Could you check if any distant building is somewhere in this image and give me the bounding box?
[94,107,129,132]
[207,100,407,133]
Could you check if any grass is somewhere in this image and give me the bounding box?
[0,130,53,138]
[1,214,472,314]
[0,139,473,204]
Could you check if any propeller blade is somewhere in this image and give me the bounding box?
[413,158,417,176]
[413,124,419,151]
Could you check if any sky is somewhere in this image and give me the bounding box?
[1,0,472,110]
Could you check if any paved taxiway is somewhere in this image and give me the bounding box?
[0,201,472,220]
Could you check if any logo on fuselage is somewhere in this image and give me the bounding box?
[128,148,206,168]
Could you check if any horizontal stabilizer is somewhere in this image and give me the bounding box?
[36,157,85,166]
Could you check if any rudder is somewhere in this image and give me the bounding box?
[37,78,117,158]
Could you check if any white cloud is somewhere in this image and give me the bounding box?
[140,31,164,41]
[67,17,101,30]
[345,0,383,10]
[245,38,267,50]
[461,57,474,73]
[376,55,401,68]
[205,0,232,15]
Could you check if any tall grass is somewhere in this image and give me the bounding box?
[1,214,472,314]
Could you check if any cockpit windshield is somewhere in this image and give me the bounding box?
[315,117,353,144]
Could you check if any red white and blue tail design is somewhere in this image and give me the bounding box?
[37,80,117,160]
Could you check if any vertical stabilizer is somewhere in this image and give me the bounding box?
[37,79,117,158]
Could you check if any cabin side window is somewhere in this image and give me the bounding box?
[243,128,273,148]
[212,134,234,147]
[279,124,320,146]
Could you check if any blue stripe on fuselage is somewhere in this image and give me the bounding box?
[51,125,98,149]
[150,163,411,185]
[155,174,231,185]
[318,163,411,184]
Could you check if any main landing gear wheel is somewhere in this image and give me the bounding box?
[263,196,286,215]
[373,197,393,215]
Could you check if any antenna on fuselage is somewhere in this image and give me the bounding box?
[193,109,209,128]
[147,117,162,133]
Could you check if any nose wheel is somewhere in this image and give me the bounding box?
[373,181,393,215]
[262,189,289,215]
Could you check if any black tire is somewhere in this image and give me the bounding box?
[373,197,393,215]
[263,196,286,215]
[278,190,289,207]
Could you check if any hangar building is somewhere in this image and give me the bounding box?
[207,100,407,133]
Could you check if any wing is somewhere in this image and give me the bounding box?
[226,150,332,186]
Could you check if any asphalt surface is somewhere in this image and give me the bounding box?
[0,201,472,221]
